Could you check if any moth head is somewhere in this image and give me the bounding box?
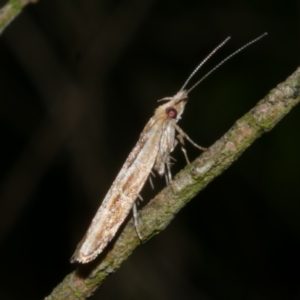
[164,90,188,120]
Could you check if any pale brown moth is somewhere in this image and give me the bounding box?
[71,33,267,263]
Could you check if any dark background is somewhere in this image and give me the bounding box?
[0,0,300,299]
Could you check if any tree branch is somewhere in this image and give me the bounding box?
[0,0,37,35]
[45,67,300,299]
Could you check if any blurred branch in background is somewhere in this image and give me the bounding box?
[45,67,300,300]
[0,0,37,35]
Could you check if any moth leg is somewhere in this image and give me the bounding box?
[175,124,207,151]
[164,172,169,186]
[166,159,173,184]
[133,202,142,240]
[149,176,155,189]
[148,171,156,189]
[157,97,173,102]
[177,133,190,164]
[138,194,143,202]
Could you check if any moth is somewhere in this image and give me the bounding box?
[71,33,267,263]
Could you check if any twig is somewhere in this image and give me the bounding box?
[45,66,300,299]
[0,0,38,35]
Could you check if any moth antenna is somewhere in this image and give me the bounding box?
[180,37,231,91]
[186,32,268,94]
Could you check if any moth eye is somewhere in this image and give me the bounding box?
[166,107,177,119]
